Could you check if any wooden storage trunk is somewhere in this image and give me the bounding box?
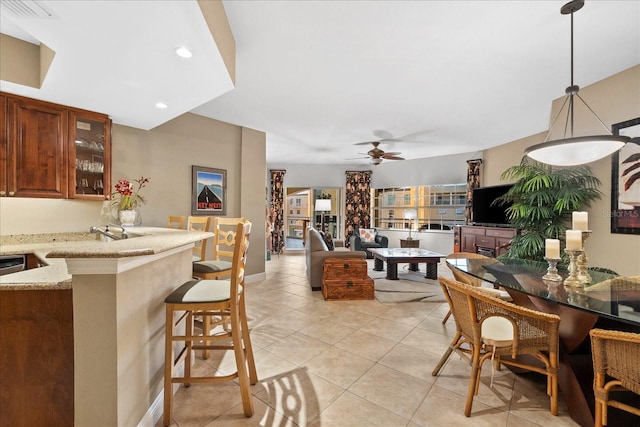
[322,277,374,300]
[322,258,373,300]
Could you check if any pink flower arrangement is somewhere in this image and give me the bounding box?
[112,176,150,210]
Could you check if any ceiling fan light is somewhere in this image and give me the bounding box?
[525,135,628,166]
[370,158,382,165]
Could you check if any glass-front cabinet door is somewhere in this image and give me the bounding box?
[68,110,111,200]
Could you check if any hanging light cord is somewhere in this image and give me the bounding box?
[542,2,613,143]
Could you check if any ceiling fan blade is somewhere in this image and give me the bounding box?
[382,155,405,160]
[354,141,379,146]
[345,156,370,160]
[382,151,401,156]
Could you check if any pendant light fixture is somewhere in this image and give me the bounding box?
[525,0,630,166]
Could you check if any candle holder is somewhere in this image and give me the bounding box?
[577,230,592,284]
[542,257,562,282]
[563,248,584,287]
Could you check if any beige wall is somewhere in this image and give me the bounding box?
[0,112,267,276]
[482,65,640,276]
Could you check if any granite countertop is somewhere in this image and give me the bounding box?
[0,227,212,291]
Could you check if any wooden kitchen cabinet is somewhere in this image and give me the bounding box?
[0,92,111,200]
[0,94,7,196]
[6,95,68,198]
[68,110,111,200]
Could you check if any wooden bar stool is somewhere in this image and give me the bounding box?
[187,216,211,263]
[167,215,186,229]
[163,219,256,426]
[192,217,246,280]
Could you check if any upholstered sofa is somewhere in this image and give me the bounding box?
[349,227,389,259]
[305,227,366,291]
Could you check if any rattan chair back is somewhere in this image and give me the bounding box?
[589,328,640,427]
[434,276,560,417]
[445,252,490,287]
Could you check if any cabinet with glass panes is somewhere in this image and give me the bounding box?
[68,110,111,200]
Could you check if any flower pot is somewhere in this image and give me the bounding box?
[118,209,139,227]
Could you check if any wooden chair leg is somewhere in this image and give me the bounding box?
[432,331,461,376]
[465,346,481,417]
[163,304,174,427]
[185,310,193,386]
[442,309,452,324]
[239,293,257,384]
[550,369,558,415]
[202,313,211,359]
[594,398,603,427]
[231,307,254,417]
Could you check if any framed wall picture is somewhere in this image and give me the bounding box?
[191,166,227,215]
[611,117,640,234]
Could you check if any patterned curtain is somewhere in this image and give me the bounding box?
[466,159,482,223]
[269,170,286,254]
[344,170,372,247]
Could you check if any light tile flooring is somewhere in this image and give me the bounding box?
[161,252,580,427]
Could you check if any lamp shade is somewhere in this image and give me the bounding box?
[315,199,331,212]
[525,136,627,166]
[403,209,417,220]
[524,0,631,166]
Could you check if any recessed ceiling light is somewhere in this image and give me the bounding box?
[175,47,193,58]
[155,102,168,109]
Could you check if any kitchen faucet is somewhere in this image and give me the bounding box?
[89,225,129,240]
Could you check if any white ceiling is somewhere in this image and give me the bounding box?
[1,1,639,166]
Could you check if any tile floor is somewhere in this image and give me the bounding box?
[160,252,580,427]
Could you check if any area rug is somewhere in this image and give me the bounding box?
[368,268,446,304]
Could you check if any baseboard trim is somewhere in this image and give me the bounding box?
[245,271,266,283]
[137,364,185,427]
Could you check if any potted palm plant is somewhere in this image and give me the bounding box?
[495,157,602,262]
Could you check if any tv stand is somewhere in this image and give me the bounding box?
[457,225,515,257]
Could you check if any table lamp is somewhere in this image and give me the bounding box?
[404,209,417,240]
[315,199,331,232]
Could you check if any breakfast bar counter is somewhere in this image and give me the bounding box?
[0,227,212,427]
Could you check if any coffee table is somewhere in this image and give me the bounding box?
[368,248,445,280]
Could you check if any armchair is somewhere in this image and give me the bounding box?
[349,227,388,259]
[433,276,560,418]
[306,227,365,291]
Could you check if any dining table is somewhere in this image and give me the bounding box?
[446,257,640,427]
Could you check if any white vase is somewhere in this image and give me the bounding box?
[118,209,138,227]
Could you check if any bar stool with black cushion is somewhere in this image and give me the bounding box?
[433,276,560,417]
[167,215,186,229]
[163,219,256,426]
[590,328,640,427]
[192,217,246,357]
[193,217,245,281]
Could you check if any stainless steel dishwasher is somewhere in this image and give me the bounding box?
[0,255,26,276]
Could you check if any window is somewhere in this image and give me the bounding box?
[372,184,467,231]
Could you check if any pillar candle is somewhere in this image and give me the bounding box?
[566,230,582,250]
[572,211,588,231]
[545,239,560,259]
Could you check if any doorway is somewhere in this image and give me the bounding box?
[284,187,342,250]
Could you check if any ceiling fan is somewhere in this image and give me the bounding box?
[350,141,405,165]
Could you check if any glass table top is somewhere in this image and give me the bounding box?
[446,257,640,326]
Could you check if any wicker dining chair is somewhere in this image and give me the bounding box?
[589,328,640,427]
[433,276,560,417]
[443,252,510,324]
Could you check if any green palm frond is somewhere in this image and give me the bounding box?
[499,158,601,263]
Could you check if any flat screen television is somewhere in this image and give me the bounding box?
[471,184,514,227]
